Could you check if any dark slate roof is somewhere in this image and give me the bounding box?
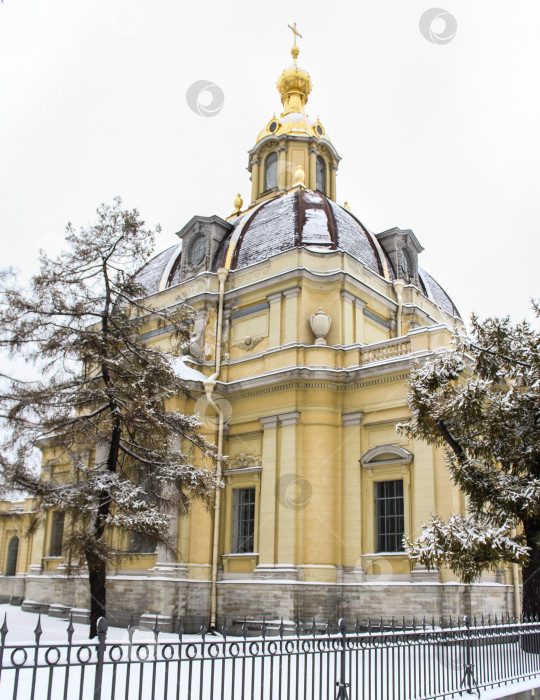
[134,189,460,319]
[135,245,180,296]
[212,190,393,279]
[419,269,461,319]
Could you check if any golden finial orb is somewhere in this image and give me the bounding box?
[344,201,351,211]
[288,22,302,65]
[234,193,243,213]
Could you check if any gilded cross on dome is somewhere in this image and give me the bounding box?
[287,22,302,64]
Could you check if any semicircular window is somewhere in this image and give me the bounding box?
[264,152,278,191]
[316,156,326,194]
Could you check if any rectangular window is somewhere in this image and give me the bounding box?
[49,511,65,557]
[232,487,256,553]
[130,532,157,554]
[375,480,404,552]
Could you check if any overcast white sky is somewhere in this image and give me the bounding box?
[0,0,538,324]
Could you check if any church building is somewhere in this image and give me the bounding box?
[0,30,515,630]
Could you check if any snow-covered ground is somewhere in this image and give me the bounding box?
[0,604,539,699]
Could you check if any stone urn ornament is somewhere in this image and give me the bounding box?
[310,307,331,345]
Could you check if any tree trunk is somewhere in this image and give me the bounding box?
[522,523,540,620]
[86,549,107,639]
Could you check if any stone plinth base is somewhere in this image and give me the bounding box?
[253,565,298,580]
[0,572,515,636]
[138,613,175,632]
[48,603,71,618]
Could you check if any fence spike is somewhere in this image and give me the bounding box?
[355,618,360,635]
[67,614,74,644]
[402,617,407,633]
[200,623,206,642]
[295,618,302,637]
[326,620,332,636]
[422,616,426,631]
[310,618,317,636]
[153,615,160,640]
[221,617,228,638]
[431,616,435,631]
[412,616,416,631]
[1,613,7,644]
[279,618,284,639]
[439,617,444,630]
[494,614,498,626]
[34,613,42,644]
[481,614,485,626]
[177,617,184,640]
[339,618,346,635]
[128,614,135,644]
[473,615,477,628]
[242,618,248,639]
[368,618,372,634]
[261,616,267,639]
[391,618,396,633]
[449,615,453,629]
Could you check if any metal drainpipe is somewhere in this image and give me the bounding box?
[392,279,405,337]
[207,267,228,631]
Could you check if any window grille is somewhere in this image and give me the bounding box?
[232,487,255,553]
[375,479,404,552]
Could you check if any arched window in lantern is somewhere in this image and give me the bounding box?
[316,156,326,194]
[264,153,278,191]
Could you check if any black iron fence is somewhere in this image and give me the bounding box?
[1,613,540,699]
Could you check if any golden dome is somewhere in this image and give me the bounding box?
[276,61,312,115]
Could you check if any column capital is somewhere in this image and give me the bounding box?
[309,146,318,155]
[278,411,301,426]
[354,298,367,309]
[342,411,364,427]
[266,291,283,305]
[283,286,301,299]
[260,415,279,430]
[341,290,356,304]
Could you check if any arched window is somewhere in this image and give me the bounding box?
[5,536,19,576]
[316,156,326,194]
[264,153,278,191]
[49,511,64,557]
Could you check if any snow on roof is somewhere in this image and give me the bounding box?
[301,207,332,245]
[168,356,208,383]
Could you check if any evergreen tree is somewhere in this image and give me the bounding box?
[399,306,540,616]
[0,198,219,637]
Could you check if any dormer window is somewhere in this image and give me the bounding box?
[264,153,278,190]
[400,249,411,281]
[316,155,326,194]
